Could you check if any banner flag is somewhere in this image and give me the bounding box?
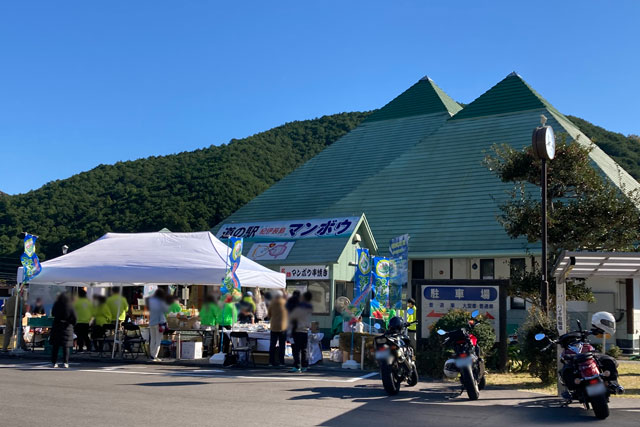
[221,237,243,294]
[389,234,409,309]
[347,248,372,319]
[20,233,42,282]
[370,256,390,324]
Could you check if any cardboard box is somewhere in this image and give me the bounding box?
[181,341,203,359]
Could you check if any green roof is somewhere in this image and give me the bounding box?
[214,78,461,223]
[365,77,462,122]
[214,74,640,258]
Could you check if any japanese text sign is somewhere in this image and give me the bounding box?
[216,216,359,240]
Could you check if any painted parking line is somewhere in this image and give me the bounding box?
[75,367,379,383]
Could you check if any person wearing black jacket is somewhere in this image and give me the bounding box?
[50,293,77,368]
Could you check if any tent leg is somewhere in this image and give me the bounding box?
[112,295,122,359]
[11,283,22,352]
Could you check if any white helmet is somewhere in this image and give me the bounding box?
[592,311,616,337]
[443,359,458,379]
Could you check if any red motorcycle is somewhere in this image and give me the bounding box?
[535,313,623,420]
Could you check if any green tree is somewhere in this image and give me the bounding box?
[484,136,640,302]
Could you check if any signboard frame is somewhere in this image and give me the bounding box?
[414,279,509,371]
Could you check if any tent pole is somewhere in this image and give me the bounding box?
[112,292,122,359]
[11,283,22,351]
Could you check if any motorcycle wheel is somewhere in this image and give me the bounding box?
[478,374,486,391]
[406,364,419,387]
[590,394,610,420]
[380,362,401,396]
[461,367,480,400]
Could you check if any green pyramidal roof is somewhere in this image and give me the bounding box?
[365,76,462,122]
[215,73,640,259]
[451,72,559,121]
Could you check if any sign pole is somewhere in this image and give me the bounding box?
[540,158,549,313]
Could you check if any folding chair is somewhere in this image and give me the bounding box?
[94,324,116,358]
[122,323,149,360]
[230,331,254,367]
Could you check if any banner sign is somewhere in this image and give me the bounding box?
[216,216,359,240]
[388,234,409,309]
[279,265,328,280]
[222,237,243,294]
[20,233,42,282]
[248,242,295,261]
[370,256,390,325]
[421,284,500,340]
[353,248,371,299]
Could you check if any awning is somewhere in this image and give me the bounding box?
[17,231,285,289]
[553,250,640,279]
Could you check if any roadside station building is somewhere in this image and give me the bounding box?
[213,73,640,349]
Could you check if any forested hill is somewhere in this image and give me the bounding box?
[567,115,640,179]
[0,110,639,284]
[0,112,370,274]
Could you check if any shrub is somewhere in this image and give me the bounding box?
[518,307,557,384]
[416,309,496,378]
[606,345,622,359]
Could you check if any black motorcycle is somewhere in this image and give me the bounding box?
[374,316,419,395]
[535,320,624,420]
[436,309,486,400]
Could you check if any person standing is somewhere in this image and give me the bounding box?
[267,291,287,367]
[255,291,268,322]
[147,289,168,362]
[92,295,111,352]
[50,293,77,368]
[285,290,300,313]
[73,289,93,352]
[199,294,221,328]
[106,287,129,323]
[32,298,46,316]
[288,291,313,373]
[2,288,28,352]
[406,298,417,347]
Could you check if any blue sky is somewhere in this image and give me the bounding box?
[1,1,639,194]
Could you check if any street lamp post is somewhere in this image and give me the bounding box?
[532,117,555,313]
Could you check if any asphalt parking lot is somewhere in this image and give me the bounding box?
[1,359,639,426]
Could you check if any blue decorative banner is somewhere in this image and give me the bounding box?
[20,233,41,282]
[370,256,390,323]
[221,237,243,294]
[347,248,371,319]
[388,234,409,309]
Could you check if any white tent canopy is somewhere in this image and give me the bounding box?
[17,231,285,289]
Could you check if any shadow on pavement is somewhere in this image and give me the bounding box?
[288,384,639,426]
[134,381,208,387]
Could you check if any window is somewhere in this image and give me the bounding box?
[510,296,526,310]
[335,281,354,301]
[286,280,331,314]
[412,260,425,280]
[510,258,526,279]
[480,259,494,280]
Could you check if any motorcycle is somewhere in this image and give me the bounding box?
[535,315,624,420]
[374,316,419,395]
[436,309,486,400]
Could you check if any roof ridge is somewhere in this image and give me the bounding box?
[365,77,462,122]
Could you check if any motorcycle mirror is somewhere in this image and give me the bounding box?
[437,329,446,336]
[374,323,381,330]
[407,308,415,315]
[471,310,479,318]
[534,333,546,341]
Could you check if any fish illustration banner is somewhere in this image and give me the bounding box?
[20,233,42,282]
[389,234,409,309]
[370,256,390,325]
[221,237,243,294]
